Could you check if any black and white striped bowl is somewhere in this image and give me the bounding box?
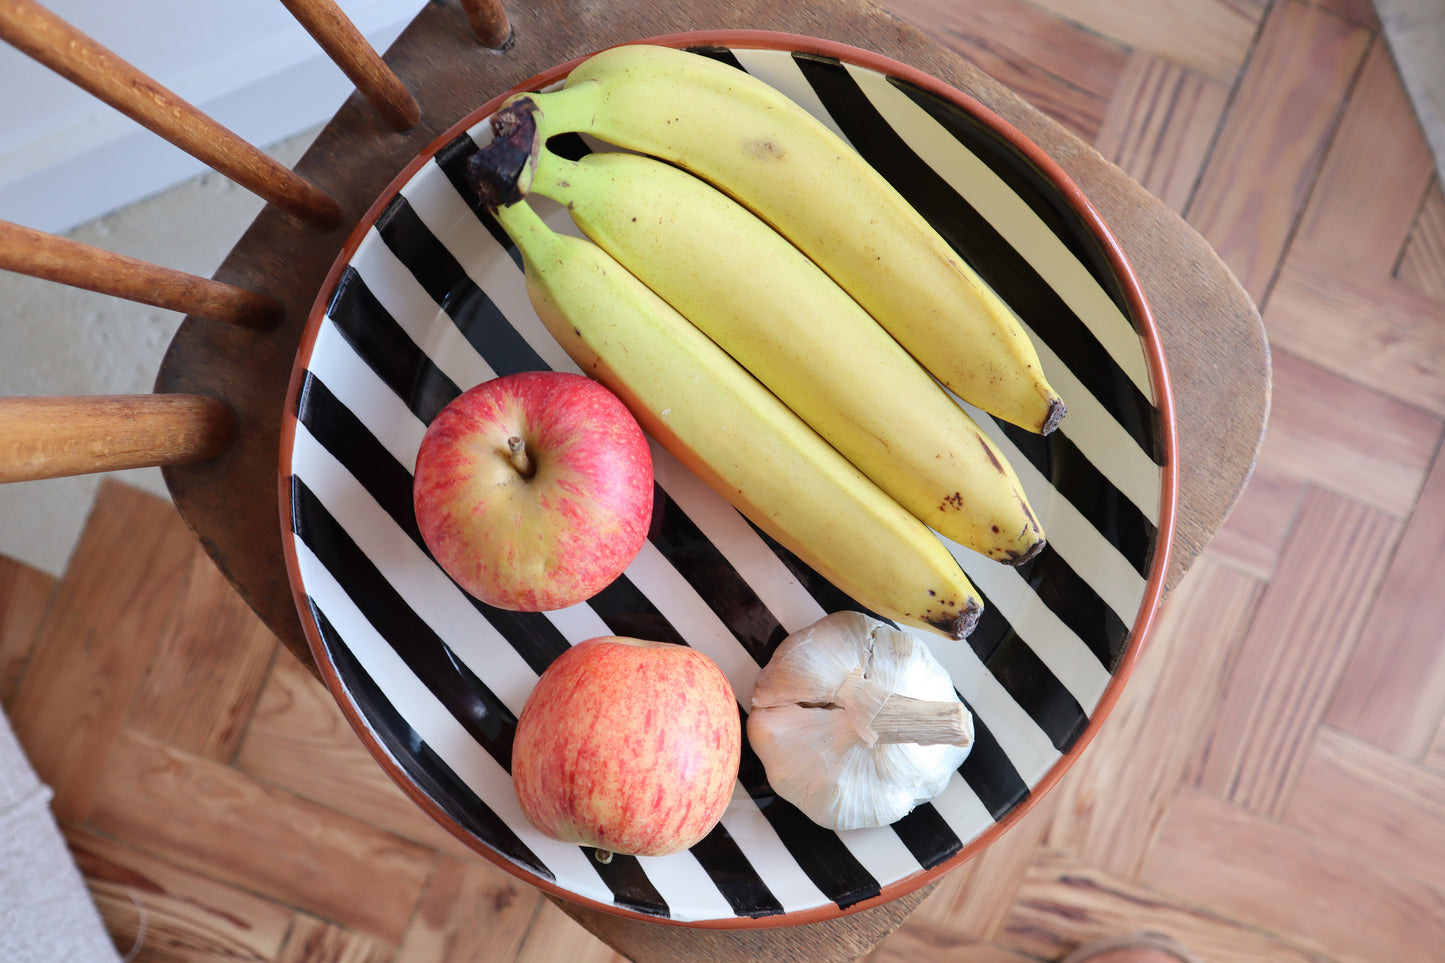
[280,32,1177,928]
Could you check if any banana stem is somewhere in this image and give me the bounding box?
[467,99,541,209]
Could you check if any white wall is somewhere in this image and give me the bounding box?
[0,0,421,233]
[0,0,424,575]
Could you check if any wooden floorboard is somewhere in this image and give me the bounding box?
[5,1,1445,959]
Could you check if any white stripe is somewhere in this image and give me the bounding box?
[716,794,830,914]
[953,549,1111,713]
[292,424,539,714]
[835,822,926,886]
[305,321,427,469]
[348,230,494,394]
[730,48,857,148]
[958,390,1151,626]
[926,773,998,845]
[289,538,618,907]
[843,65,1155,400]
[1027,339,1163,522]
[634,850,738,921]
[650,442,827,635]
[541,600,617,644]
[621,539,764,700]
[928,630,1062,787]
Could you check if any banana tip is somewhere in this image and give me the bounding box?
[931,599,983,640]
[1041,397,1067,435]
[1004,538,1047,567]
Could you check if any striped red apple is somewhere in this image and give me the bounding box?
[413,371,653,611]
[512,636,742,858]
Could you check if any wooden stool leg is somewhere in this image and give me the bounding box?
[0,395,237,482]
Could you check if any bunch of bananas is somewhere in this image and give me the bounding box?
[467,44,1065,640]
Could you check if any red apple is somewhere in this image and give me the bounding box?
[512,636,742,858]
[413,371,653,611]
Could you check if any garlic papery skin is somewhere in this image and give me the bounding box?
[747,610,973,831]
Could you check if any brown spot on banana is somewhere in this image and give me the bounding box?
[1016,492,1041,532]
[745,139,785,160]
[979,437,1005,473]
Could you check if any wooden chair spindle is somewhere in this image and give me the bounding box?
[459,0,512,49]
[0,0,342,230]
[0,395,236,482]
[0,220,281,329]
[278,0,421,131]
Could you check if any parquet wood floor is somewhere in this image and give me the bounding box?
[4,0,1444,959]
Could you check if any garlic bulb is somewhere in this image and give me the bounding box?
[747,610,973,831]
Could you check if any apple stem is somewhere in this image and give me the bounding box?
[594,849,613,864]
[506,436,535,478]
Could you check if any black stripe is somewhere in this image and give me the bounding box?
[440,275,550,378]
[999,420,1156,578]
[956,705,1032,820]
[296,373,422,544]
[791,54,1160,464]
[1017,546,1132,673]
[890,78,1130,319]
[295,373,574,676]
[309,601,552,879]
[435,131,522,266]
[375,195,469,308]
[587,852,670,918]
[291,476,518,770]
[968,587,1089,753]
[685,45,746,70]
[327,266,459,424]
[376,196,546,378]
[688,821,787,918]
[586,574,690,647]
[735,719,882,909]
[891,800,964,869]
[648,487,789,666]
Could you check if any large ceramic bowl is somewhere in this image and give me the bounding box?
[279,31,1177,928]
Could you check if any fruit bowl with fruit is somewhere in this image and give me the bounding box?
[279,32,1176,928]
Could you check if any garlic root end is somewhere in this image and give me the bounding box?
[870,694,972,746]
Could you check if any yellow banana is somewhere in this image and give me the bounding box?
[471,133,1045,565]
[497,42,1065,435]
[488,196,984,640]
